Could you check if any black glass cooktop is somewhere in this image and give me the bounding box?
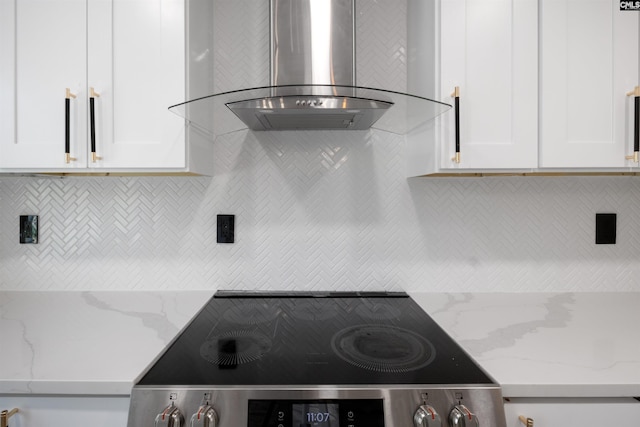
[137,292,494,386]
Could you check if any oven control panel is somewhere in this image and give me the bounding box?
[129,388,506,427]
[248,399,384,427]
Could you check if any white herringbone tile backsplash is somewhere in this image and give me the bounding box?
[2,133,640,292]
[2,1,640,292]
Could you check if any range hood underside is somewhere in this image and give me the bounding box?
[170,85,451,138]
[227,95,393,131]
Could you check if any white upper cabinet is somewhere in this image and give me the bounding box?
[0,0,212,174]
[539,0,640,169]
[87,0,187,170]
[439,0,538,171]
[0,0,87,169]
[407,0,538,176]
[408,0,640,177]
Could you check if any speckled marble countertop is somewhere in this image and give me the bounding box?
[1,291,639,398]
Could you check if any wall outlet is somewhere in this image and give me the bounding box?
[20,215,39,244]
[217,214,235,243]
[595,213,616,244]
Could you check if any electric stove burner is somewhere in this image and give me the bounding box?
[331,324,436,373]
[223,302,280,325]
[200,330,272,366]
[355,302,402,320]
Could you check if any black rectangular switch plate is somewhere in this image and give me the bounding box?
[20,215,39,244]
[595,213,616,244]
[217,214,235,243]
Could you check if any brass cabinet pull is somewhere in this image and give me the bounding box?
[451,86,461,163]
[65,88,77,164]
[627,86,640,97]
[518,415,533,427]
[89,87,102,162]
[0,408,18,427]
[625,86,640,163]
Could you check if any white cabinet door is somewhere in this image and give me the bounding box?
[539,0,640,168]
[504,398,640,427]
[0,0,88,169]
[87,0,186,169]
[438,0,538,171]
[0,0,190,172]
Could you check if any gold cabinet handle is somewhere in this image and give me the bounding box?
[89,87,102,163]
[518,415,533,427]
[625,152,639,163]
[451,86,461,163]
[627,86,640,97]
[626,86,639,163]
[65,88,76,99]
[1,408,19,427]
[65,88,77,163]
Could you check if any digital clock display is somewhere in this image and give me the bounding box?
[247,399,384,427]
[292,403,339,427]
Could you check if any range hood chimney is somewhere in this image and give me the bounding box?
[227,0,394,131]
[169,0,450,139]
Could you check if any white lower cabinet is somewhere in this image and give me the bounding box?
[0,395,129,427]
[504,398,640,427]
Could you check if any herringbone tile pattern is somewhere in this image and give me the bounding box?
[3,146,640,292]
[2,1,640,292]
[212,0,269,91]
[356,0,407,91]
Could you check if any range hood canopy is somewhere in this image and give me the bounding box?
[169,0,451,139]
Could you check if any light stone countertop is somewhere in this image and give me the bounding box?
[0,291,212,395]
[411,292,640,398]
[1,291,639,398]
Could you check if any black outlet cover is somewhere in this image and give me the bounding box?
[217,214,235,243]
[595,213,616,244]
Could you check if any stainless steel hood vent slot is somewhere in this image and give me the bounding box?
[264,114,357,130]
[170,0,451,139]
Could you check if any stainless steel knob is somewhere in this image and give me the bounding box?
[155,403,184,427]
[414,405,442,427]
[449,405,478,427]
[190,405,218,427]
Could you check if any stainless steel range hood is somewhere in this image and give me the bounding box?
[169,0,450,138]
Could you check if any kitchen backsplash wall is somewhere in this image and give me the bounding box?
[2,1,639,292]
[2,144,640,292]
